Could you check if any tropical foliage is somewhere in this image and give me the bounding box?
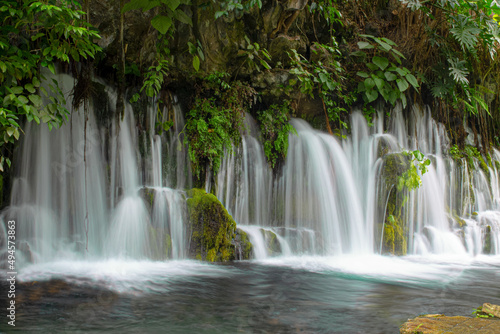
[0,0,101,171]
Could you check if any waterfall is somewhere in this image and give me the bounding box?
[216,105,500,258]
[1,73,499,265]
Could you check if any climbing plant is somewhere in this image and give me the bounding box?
[288,40,355,134]
[352,35,420,109]
[257,101,297,169]
[184,72,256,181]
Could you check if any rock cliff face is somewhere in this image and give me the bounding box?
[86,0,324,122]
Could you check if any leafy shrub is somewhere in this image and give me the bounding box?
[257,101,297,169]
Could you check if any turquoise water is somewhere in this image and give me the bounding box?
[1,255,499,333]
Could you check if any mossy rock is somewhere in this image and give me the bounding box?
[234,228,253,260]
[261,229,281,255]
[382,153,410,188]
[186,188,237,262]
[382,215,407,255]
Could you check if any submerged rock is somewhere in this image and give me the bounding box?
[234,228,253,260]
[186,188,238,262]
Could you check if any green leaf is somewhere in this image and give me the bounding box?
[25,84,36,94]
[357,71,369,78]
[413,150,425,161]
[372,56,389,70]
[259,59,271,70]
[151,15,172,35]
[48,63,55,74]
[350,50,366,58]
[373,76,384,90]
[384,71,397,81]
[367,63,378,71]
[397,78,409,92]
[364,78,376,90]
[358,41,374,49]
[11,86,23,95]
[29,94,42,106]
[405,73,419,88]
[400,92,407,108]
[365,89,378,103]
[123,0,158,12]
[174,9,192,25]
[395,67,406,76]
[388,90,399,105]
[193,55,200,71]
[215,11,226,19]
[166,0,180,11]
[319,72,328,83]
[374,39,392,52]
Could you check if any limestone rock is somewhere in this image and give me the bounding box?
[483,303,500,318]
[400,314,500,334]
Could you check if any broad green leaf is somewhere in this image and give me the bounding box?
[11,86,23,94]
[357,81,366,92]
[151,15,172,35]
[413,150,425,161]
[350,50,366,58]
[397,78,409,92]
[372,56,389,70]
[405,73,419,88]
[174,9,192,25]
[48,63,55,74]
[25,83,35,93]
[374,39,392,52]
[365,89,378,103]
[364,78,376,90]
[391,48,406,60]
[357,71,369,78]
[193,55,200,71]
[384,71,397,81]
[319,72,328,83]
[357,41,374,49]
[381,37,397,46]
[373,76,384,90]
[395,67,406,76]
[165,0,180,11]
[366,63,378,71]
[400,92,407,108]
[123,0,159,12]
[388,90,399,105]
[29,94,42,106]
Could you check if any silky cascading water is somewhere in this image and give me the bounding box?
[1,74,499,267]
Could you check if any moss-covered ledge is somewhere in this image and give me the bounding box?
[186,188,252,262]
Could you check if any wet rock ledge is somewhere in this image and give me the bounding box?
[400,303,500,334]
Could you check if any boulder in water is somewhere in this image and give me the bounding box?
[186,188,237,262]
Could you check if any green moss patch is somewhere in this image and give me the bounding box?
[186,188,237,262]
